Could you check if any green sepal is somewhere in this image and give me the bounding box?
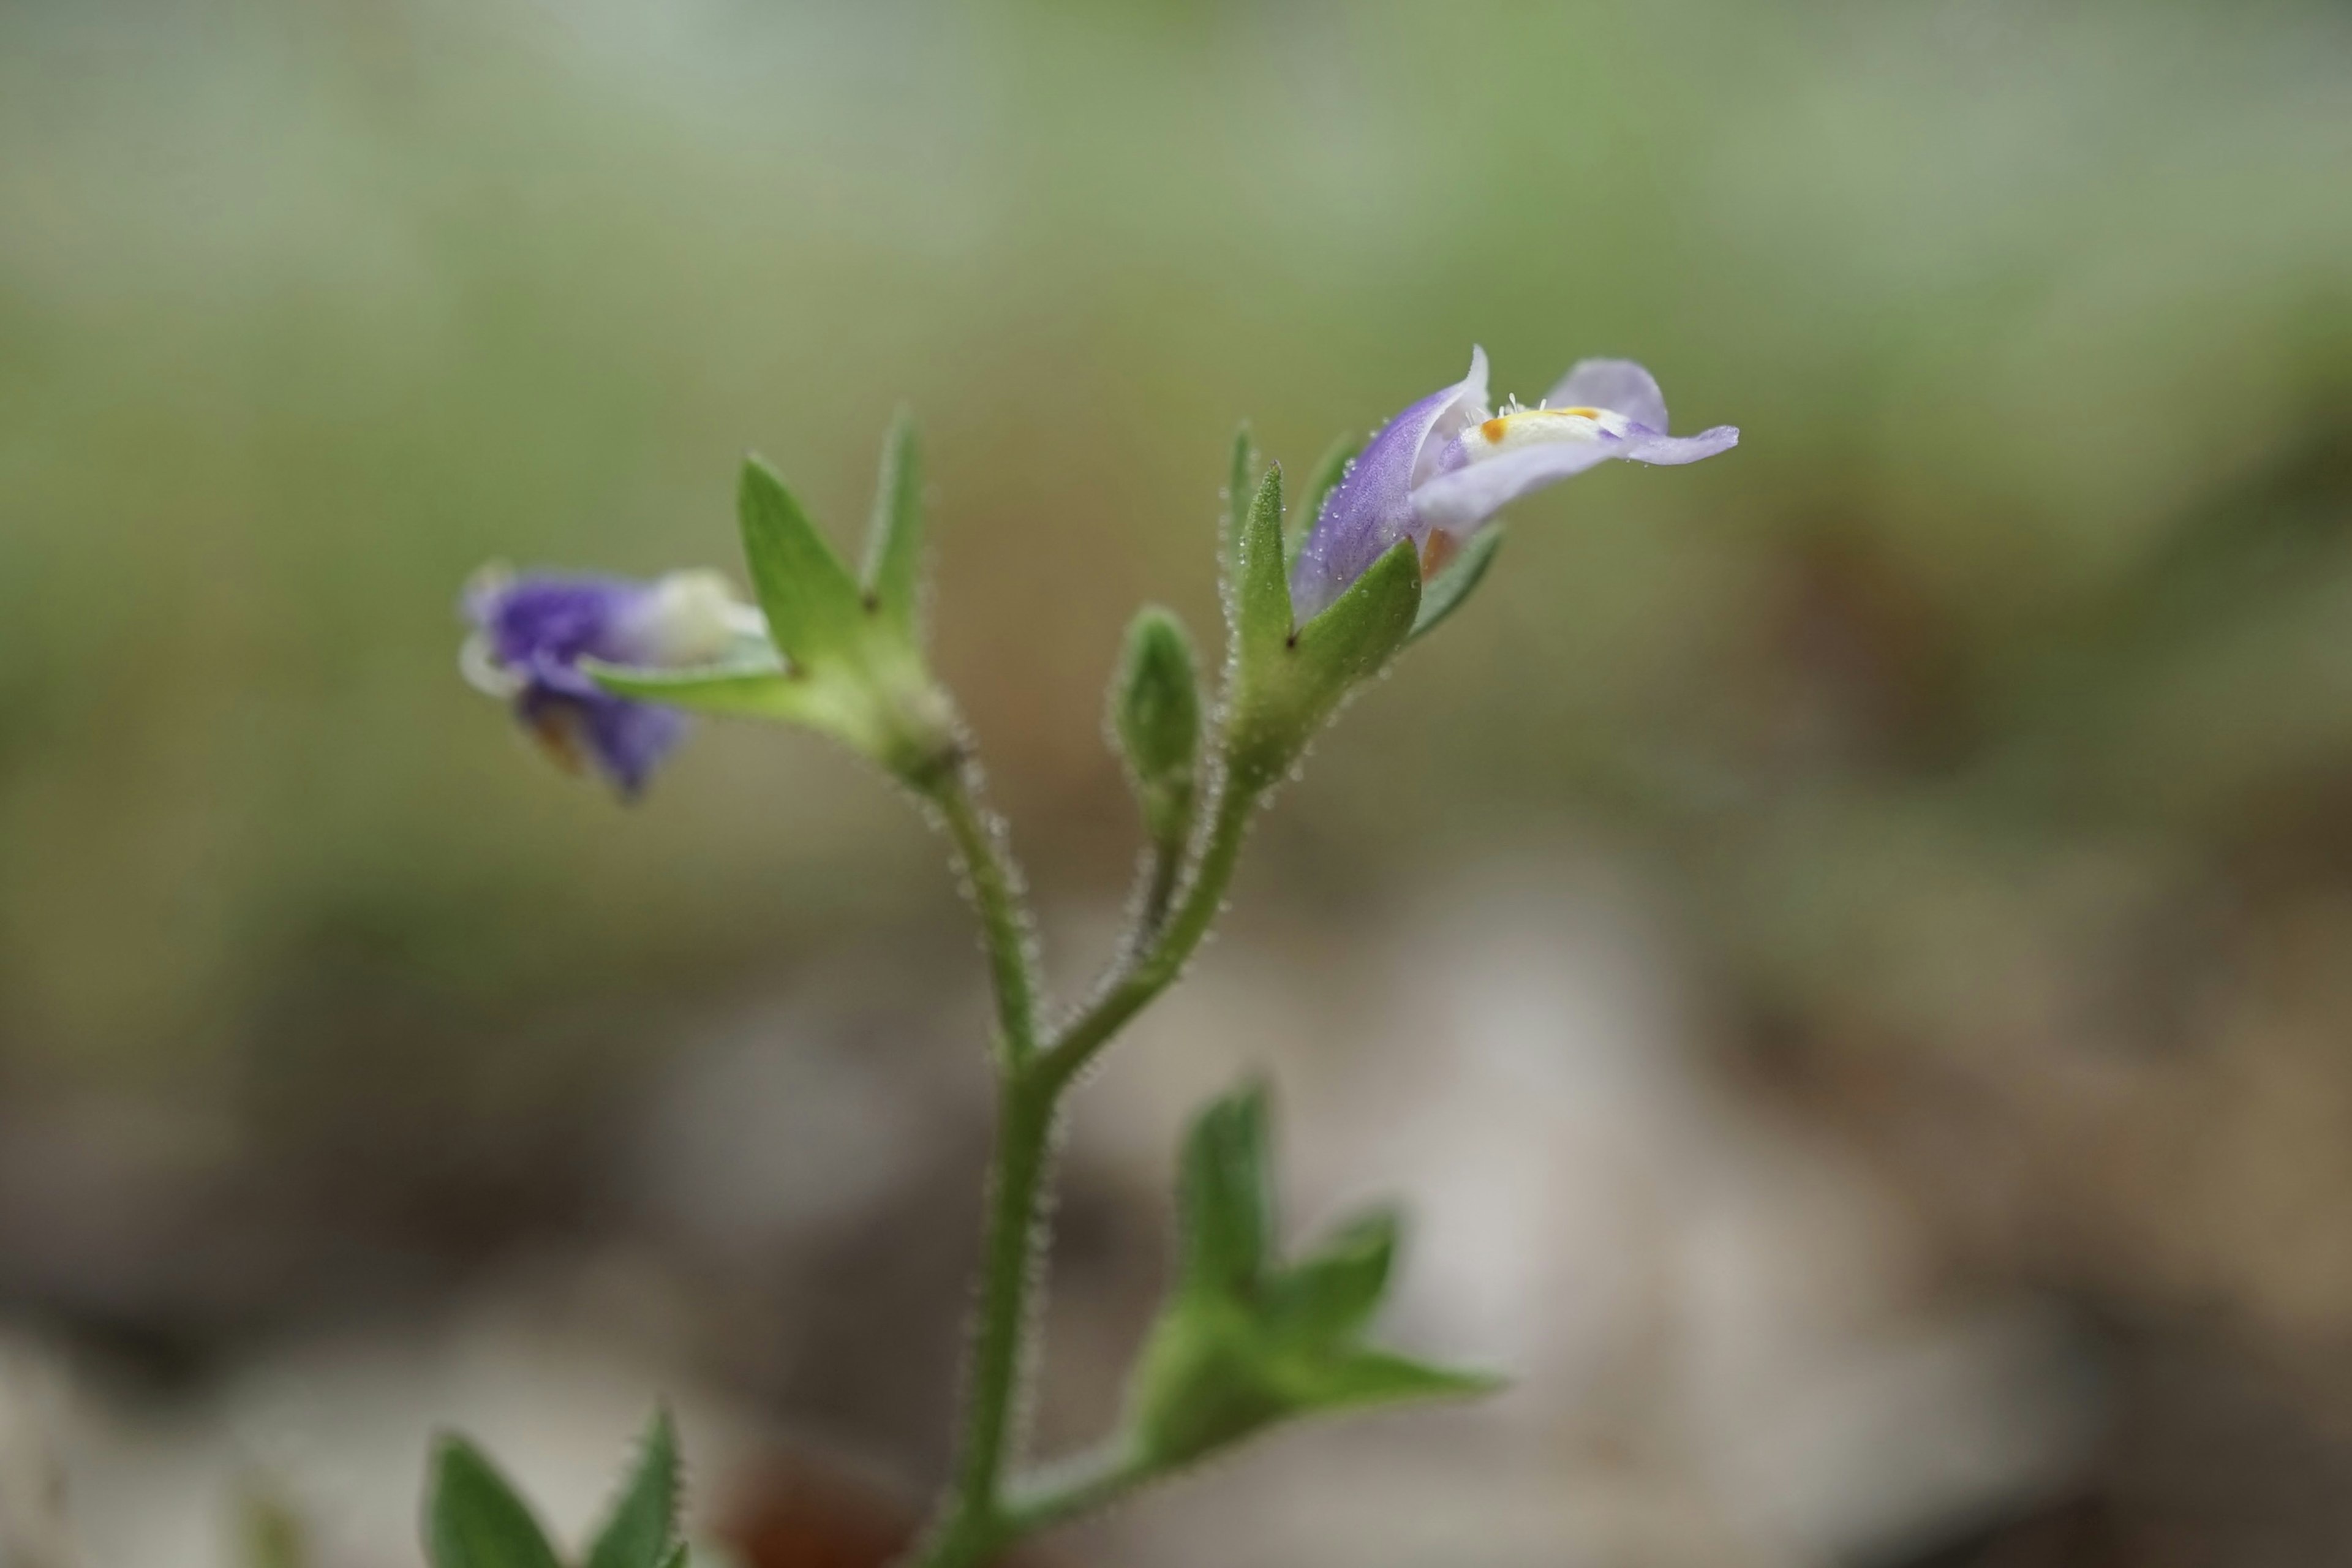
[1291,433,1361,571]
[1408,526,1503,643]
[860,410,925,642]
[1175,1082,1273,1299]
[424,1437,561,1568]
[1123,1085,1501,1471]
[579,448,962,786]
[1110,607,1203,848]
[1231,464,1292,671]
[1227,537,1421,788]
[1261,1209,1395,1344]
[1220,424,1259,594]
[584,1408,682,1568]
[737,458,869,673]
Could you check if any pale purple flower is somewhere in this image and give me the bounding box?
[461,568,758,796]
[1291,349,1739,619]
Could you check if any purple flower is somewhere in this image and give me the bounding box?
[461,567,758,796]
[1290,349,1739,619]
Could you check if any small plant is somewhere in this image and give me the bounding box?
[440,352,1735,1567]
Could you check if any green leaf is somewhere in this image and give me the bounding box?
[1279,1347,1504,1411]
[737,457,867,669]
[424,1438,561,1568]
[1289,536,1421,697]
[1232,465,1292,669]
[1408,526,1503,643]
[1110,607,1202,844]
[584,656,798,718]
[1178,1084,1275,1300]
[1263,1210,1397,1348]
[584,1408,682,1568]
[1291,433,1360,571]
[1220,424,1258,589]
[861,409,925,640]
[657,1548,689,1568]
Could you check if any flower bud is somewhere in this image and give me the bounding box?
[1110,607,1202,846]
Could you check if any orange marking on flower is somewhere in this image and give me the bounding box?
[1420,529,1460,578]
[1480,417,1509,443]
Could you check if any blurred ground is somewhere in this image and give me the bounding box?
[4,1,2352,1564]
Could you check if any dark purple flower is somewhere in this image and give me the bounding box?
[461,567,758,796]
[1291,350,1739,619]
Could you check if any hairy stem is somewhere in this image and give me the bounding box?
[907,758,1265,1568]
[931,764,1041,1072]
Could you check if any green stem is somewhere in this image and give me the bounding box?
[1039,769,1263,1095]
[932,764,1041,1072]
[907,758,1266,1568]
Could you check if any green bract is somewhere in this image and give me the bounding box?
[1123,1086,1499,1470]
[587,421,959,787]
[1223,465,1423,790]
[426,1411,686,1568]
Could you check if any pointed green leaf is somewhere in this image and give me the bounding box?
[861,410,925,639]
[1264,1210,1397,1348]
[1110,607,1202,844]
[424,1438,561,1568]
[1232,465,1292,668]
[584,656,801,718]
[737,458,867,668]
[1291,433,1360,571]
[584,1408,681,1568]
[1178,1085,1275,1300]
[1408,526,1503,643]
[1280,1348,1504,1412]
[1289,536,1421,695]
[1220,424,1258,588]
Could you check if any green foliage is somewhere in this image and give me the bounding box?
[1123,1084,1501,1471]
[860,410,927,644]
[426,1411,686,1568]
[737,458,872,673]
[1226,530,1422,788]
[587,443,962,784]
[425,1438,562,1568]
[584,1409,684,1568]
[1220,424,1259,597]
[1111,607,1203,846]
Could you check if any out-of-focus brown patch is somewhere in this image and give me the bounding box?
[718,1446,1059,1568]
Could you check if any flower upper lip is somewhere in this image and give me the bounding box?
[1289,350,1739,619]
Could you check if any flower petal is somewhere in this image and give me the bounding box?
[1410,440,1621,533]
[1620,425,1740,466]
[1292,347,1490,620]
[1545,359,1668,432]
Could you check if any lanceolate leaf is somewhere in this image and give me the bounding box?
[1232,466,1293,669]
[861,410,925,639]
[1278,1347,1502,1411]
[737,458,867,669]
[584,1408,682,1568]
[1408,526,1504,643]
[1263,1210,1397,1346]
[424,1438,561,1568]
[1177,1085,1274,1300]
[1289,537,1420,696]
[1221,424,1259,590]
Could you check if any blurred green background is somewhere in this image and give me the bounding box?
[4,2,2352,1565]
